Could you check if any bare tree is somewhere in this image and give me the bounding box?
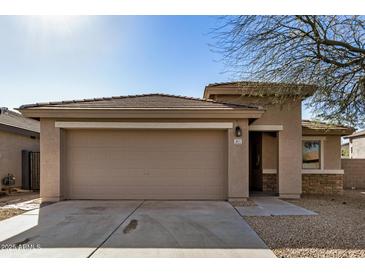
[212,16,365,127]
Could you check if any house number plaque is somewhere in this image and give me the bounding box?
[234,138,242,145]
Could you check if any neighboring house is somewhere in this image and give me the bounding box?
[343,130,365,158]
[18,82,354,202]
[0,107,40,188]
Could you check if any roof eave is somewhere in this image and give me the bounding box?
[204,84,316,100]
[0,123,40,137]
[19,108,265,120]
[344,133,365,139]
[302,127,355,136]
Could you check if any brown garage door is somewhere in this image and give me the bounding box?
[65,129,227,200]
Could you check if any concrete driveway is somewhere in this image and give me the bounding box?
[0,200,275,258]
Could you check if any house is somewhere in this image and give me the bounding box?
[343,130,365,158]
[0,107,40,189]
[18,82,354,202]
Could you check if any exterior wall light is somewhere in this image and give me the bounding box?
[235,126,242,137]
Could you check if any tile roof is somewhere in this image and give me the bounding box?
[19,93,260,110]
[205,81,317,97]
[344,129,365,139]
[0,108,40,133]
[302,120,354,134]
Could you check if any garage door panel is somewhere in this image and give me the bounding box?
[68,175,226,189]
[70,180,226,190]
[69,186,227,200]
[67,130,221,145]
[66,129,227,200]
[69,167,224,180]
[70,146,226,160]
[69,151,224,169]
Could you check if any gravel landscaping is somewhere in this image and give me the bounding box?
[245,190,365,258]
[0,208,26,221]
[0,192,39,221]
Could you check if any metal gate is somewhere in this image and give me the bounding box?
[22,150,40,190]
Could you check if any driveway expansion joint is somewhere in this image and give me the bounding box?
[87,200,145,258]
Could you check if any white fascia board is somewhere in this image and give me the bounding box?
[302,169,344,174]
[55,122,234,129]
[262,169,277,174]
[249,125,283,131]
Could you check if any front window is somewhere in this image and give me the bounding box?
[302,140,321,169]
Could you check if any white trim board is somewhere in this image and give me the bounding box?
[262,169,277,174]
[55,122,234,129]
[302,169,344,174]
[249,125,283,131]
[302,136,326,141]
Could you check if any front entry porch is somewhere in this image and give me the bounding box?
[249,131,279,196]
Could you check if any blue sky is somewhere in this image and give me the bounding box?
[0,15,311,118]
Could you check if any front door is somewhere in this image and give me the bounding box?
[249,132,262,191]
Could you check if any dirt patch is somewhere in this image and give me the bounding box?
[0,192,40,221]
[245,190,365,258]
[0,208,26,221]
[0,192,39,207]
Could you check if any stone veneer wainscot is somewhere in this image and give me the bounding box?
[262,173,278,193]
[302,174,344,194]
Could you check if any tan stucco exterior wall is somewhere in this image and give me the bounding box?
[349,137,365,159]
[261,129,342,171]
[0,130,39,187]
[323,135,342,169]
[260,133,342,171]
[213,95,302,198]
[228,119,249,200]
[40,119,65,202]
[40,118,250,202]
[262,132,278,170]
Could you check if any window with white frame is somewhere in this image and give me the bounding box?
[302,140,322,169]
